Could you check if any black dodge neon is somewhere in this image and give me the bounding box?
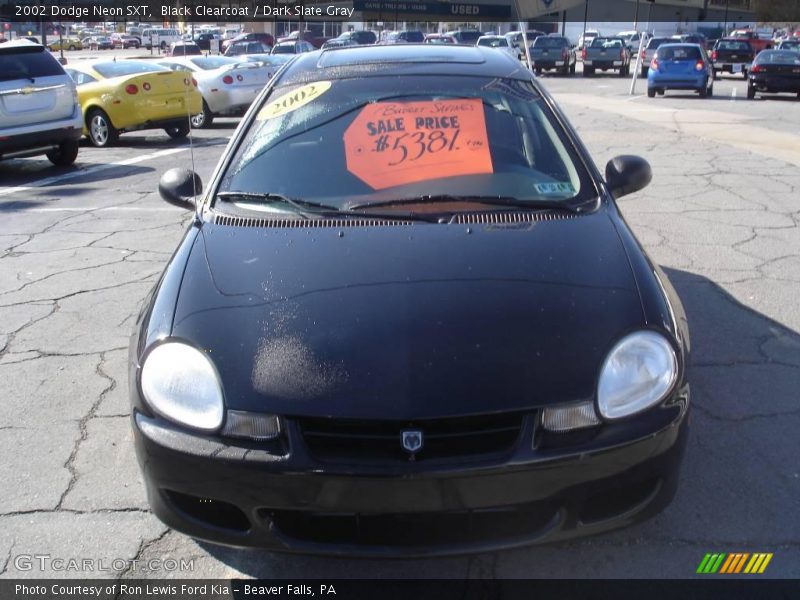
[130,44,690,556]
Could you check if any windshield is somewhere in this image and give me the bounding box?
[591,38,623,49]
[92,61,167,78]
[217,76,595,214]
[478,38,508,48]
[717,40,750,51]
[657,45,702,60]
[533,37,567,48]
[189,56,238,70]
[273,44,297,54]
[646,38,669,50]
[756,51,800,65]
[0,47,64,82]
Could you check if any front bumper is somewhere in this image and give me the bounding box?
[133,390,690,557]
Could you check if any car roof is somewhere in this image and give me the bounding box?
[279,44,530,85]
[0,39,42,49]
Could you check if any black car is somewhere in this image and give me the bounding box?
[133,44,690,556]
[327,30,377,47]
[747,49,800,99]
[192,32,219,51]
[711,38,755,77]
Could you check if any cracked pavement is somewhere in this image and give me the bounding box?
[0,68,798,579]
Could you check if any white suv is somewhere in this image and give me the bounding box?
[0,40,83,166]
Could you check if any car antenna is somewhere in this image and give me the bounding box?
[182,63,200,223]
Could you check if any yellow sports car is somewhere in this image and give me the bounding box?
[64,60,202,147]
[48,37,83,51]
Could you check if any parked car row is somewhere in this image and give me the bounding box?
[1,37,298,168]
[646,40,800,101]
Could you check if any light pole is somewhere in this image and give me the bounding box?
[634,0,641,30]
[583,0,589,42]
[723,0,729,35]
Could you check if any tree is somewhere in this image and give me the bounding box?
[751,0,800,22]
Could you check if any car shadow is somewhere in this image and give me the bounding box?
[0,163,154,190]
[0,199,49,212]
[193,267,800,577]
[748,95,800,102]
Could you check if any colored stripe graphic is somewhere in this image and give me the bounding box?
[719,554,736,574]
[702,553,774,574]
[758,554,773,573]
[734,553,750,573]
[697,554,713,574]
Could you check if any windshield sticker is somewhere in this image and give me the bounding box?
[534,182,575,195]
[256,81,332,120]
[343,98,493,190]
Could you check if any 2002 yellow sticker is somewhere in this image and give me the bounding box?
[256,81,332,120]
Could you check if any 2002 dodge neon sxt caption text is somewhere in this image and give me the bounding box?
[129,44,690,557]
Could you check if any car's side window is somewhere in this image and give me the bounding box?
[66,70,97,86]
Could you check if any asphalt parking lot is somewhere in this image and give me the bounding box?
[1,58,799,579]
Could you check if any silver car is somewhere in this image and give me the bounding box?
[639,37,671,77]
[0,40,83,166]
[157,56,272,128]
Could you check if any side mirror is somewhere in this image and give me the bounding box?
[605,155,652,199]
[158,168,202,209]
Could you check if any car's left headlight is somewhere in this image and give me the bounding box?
[140,342,224,431]
[597,331,678,420]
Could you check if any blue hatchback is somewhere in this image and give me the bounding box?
[647,43,714,98]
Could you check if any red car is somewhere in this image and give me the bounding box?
[729,29,773,53]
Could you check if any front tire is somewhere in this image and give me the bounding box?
[583,66,594,77]
[46,140,79,166]
[164,120,191,139]
[647,87,656,98]
[86,109,118,147]
[747,85,756,99]
[190,100,213,129]
[699,85,708,98]
[68,45,76,51]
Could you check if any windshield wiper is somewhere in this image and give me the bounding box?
[215,191,440,222]
[348,194,581,213]
[216,191,342,215]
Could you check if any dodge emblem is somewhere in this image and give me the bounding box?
[401,430,423,456]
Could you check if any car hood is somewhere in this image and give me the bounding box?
[171,209,644,419]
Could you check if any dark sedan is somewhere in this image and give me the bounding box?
[747,50,800,99]
[133,44,690,556]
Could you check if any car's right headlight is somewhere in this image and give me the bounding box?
[597,331,678,420]
[140,341,224,431]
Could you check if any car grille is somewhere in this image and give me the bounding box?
[297,412,527,464]
[263,501,558,548]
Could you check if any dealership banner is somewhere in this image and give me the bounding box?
[2,579,800,600]
[0,0,791,23]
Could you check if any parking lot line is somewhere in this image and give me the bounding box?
[0,141,222,199]
[25,207,181,212]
